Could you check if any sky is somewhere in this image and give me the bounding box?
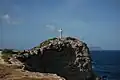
[0,0,120,50]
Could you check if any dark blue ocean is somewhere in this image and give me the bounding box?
[91,50,120,80]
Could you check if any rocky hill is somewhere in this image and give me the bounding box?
[0,37,100,80]
[14,37,100,80]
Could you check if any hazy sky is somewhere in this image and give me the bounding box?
[0,0,120,50]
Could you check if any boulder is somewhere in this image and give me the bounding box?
[16,37,100,80]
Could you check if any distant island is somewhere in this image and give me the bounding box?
[89,47,102,51]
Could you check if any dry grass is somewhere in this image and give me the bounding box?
[0,64,63,80]
[14,77,60,80]
[0,64,22,80]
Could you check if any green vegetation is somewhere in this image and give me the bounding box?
[35,37,78,48]
[2,49,13,54]
[1,49,18,62]
[36,37,57,48]
[66,37,76,41]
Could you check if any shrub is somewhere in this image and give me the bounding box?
[36,37,57,48]
[1,49,14,63]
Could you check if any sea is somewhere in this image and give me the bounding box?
[91,50,120,80]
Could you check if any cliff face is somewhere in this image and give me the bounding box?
[16,37,98,80]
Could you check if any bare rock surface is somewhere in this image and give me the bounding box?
[15,37,100,80]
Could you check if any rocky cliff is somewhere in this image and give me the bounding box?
[15,37,100,80]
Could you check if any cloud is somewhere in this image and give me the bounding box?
[2,14,11,24]
[1,14,20,25]
[45,24,57,31]
[2,14,9,19]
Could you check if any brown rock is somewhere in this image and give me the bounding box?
[16,37,99,80]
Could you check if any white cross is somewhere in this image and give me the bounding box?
[58,28,63,38]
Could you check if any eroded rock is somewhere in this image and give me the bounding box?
[15,37,99,80]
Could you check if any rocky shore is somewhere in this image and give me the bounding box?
[0,37,100,80]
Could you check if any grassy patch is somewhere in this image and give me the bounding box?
[1,53,12,62]
[1,49,17,63]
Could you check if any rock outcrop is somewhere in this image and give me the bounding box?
[15,37,99,80]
